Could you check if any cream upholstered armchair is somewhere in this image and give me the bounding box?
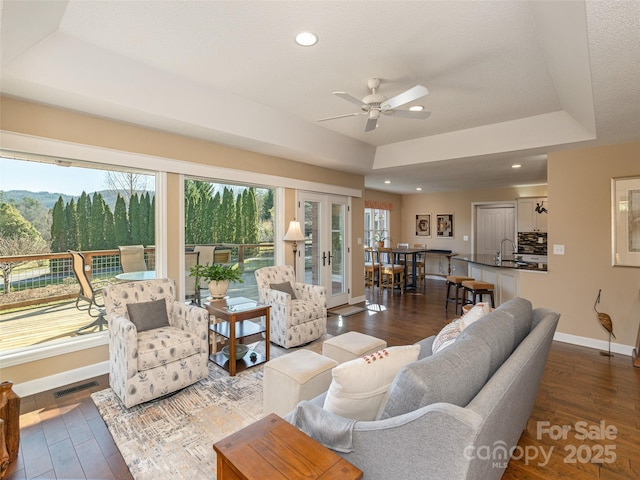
[103,278,209,408]
[254,265,327,349]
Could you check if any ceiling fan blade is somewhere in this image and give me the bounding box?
[334,92,368,108]
[387,109,432,119]
[316,112,364,122]
[364,117,378,132]
[382,85,428,110]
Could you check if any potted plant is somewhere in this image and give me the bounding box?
[373,232,389,249]
[190,263,244,299]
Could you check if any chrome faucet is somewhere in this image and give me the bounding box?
[497,238,517,262]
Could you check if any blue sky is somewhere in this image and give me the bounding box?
[1,157,135,196]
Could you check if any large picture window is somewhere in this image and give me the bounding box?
[0,155,156,354]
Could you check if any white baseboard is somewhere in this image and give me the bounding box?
[349,294,366,305]
[553,332,634,357]
[13,360,110,397]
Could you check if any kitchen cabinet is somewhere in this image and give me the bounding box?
[517,197,548,232]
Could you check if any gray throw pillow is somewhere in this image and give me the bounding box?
[270,281,297,299]
[126,298,170,332]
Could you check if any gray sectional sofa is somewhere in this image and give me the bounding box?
[286,297,560,480]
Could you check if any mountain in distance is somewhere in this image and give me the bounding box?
[0,189,152,210]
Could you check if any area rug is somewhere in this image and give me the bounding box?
[328,305,367,317]
[91,336,328,480]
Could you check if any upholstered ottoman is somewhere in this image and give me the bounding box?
[263,349,338,417]
[322,331,387,364]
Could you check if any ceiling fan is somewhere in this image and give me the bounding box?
[317,78,430,132]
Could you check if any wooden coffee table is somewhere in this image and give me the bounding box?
[213,413,363,480]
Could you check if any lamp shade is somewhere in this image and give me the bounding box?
[284,220,305,242]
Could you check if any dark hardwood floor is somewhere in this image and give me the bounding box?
[6,277,640,479]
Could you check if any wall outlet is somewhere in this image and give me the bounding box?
[463,235,469,241]
[553,244,565,255]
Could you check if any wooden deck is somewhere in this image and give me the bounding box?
[0,300,103,352]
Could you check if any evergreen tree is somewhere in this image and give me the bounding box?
[104,205,115,249]
[244,187,259,245]
[219,187,235,242]
[210,191,222,243]
[64,199,80,250]
[262,188,274,221]
[129,193,141,244]
[235,191,244,244]
[90,192,106,249]
[50,196,66,253]
[148,195,155,246]
[77,191,91,249]
[139,192,150,247]
[114,194,130,246]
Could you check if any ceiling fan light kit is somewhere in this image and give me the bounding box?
[317,78,431,132]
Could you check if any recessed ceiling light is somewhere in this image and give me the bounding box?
[409,105,424,112]
[295,32,318,46]
[384,180,391,184]
[512,164,522,168]
[416,187,422,191]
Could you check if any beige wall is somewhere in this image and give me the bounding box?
[0,97,365,386]
[399,143,640,349]
[521,142,640,347]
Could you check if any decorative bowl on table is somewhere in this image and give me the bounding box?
[221,344,249,360]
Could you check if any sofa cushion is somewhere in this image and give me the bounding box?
[270,281,297,299]
[126,298,170,332]
[457,309,520,377]
[495,297,533,348]
[323,345,421,421]
[381,333,492,419]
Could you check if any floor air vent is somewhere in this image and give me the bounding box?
[54,381,99,398]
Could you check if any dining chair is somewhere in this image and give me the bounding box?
[412,243,427,285]
[378,247,404,292]
[364,247,380,288]
[118,245,148,273]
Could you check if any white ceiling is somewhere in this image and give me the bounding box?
[1,0,639,194]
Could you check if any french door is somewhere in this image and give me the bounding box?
[297,192,349,308]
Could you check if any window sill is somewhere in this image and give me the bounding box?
[0,331,108,368]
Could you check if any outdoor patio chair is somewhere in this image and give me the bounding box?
[184,250,200,304]
[193,245,215,289]
[118,245,147,273]
[68,250,110,334]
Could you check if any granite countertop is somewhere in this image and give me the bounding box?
[456,254,548,272]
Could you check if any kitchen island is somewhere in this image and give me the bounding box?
[455,254,547,306]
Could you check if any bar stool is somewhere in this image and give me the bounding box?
[445,275,474,312]
[460,280,495,315]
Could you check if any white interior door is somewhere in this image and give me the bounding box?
[297,192,349,308]
[475,204,516,256]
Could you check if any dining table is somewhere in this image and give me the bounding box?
[115,270,157,281]
[391,247,428,290]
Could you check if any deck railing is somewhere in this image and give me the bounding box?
[0,244,274,312]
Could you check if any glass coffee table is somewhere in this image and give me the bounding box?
[204,297,270,376]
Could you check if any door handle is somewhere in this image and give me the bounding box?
[322,251,327,266]
[327,251,332,266]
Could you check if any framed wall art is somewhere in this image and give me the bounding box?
[612,176,640,267]
[436,213,454,238]
[415,214,431,237]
